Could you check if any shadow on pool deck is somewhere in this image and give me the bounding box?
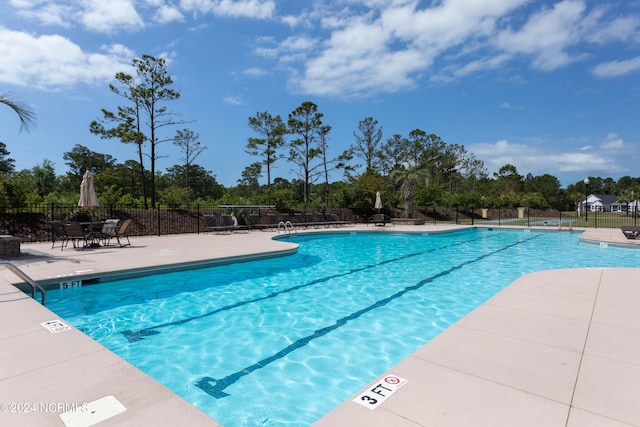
[1,226,639,426]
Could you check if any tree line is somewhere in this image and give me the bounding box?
[2,55,640,215]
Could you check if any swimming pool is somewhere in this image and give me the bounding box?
[46,229,640,426]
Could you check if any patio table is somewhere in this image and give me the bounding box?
[80,222,106,248]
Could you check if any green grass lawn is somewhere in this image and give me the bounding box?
[460,210,640,228]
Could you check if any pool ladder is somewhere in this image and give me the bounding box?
[1,261,46,305]
[277,221,296,234]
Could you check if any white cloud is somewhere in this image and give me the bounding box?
[592,56,640,78]
[391,0,527,51]
[0,27,134,89]
[223,95,245,105]
[12,2,75,28]
[280,36,318,52]
[9,0,273,34]
[242,67,268,77]
[600,133,624,150]
[280,14,303,29]
[179,0,275,19]
[155,5,185,24]
[499,101,517,109]
[583,7,640,44]
[495,0,588,71]
[433,53,511,82]
[6,0,640,98]
[81,0,144,32]
[276,0,640,98]
[546,152,619,173]
[284,5,430,97]
[470,138,622,178]
[12,0,146,33]
[254,35,319,66]
[189,23,209,31]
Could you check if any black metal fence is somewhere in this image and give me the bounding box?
[0,204,358,243]
[2,203,638,243]
[416,206,639,229]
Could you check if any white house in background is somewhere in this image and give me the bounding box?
[629,200,640,214]
[578,194,626,214]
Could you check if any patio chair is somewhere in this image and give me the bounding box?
[292,213,305,227]
[114,219,132,247]
[222,214,248,233]
[98,219,120,246]
[267,213,279,230]
[304,212,315,226]
[62,222,92,250]
[221,214,236,232]
[325,213,348,227]
[621,226,640,240]
[369,213,388,227]
[249,214,260,229]
[315,213,332,227]
[249,214,270,231]
[204,214,223,233]
[49,220,69,250]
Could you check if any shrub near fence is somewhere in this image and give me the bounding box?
[2,203,639,243]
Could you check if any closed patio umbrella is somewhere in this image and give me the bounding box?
[374,191,382,210]
[78,170,98,213]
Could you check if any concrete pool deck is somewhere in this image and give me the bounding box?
[1,225,639,426]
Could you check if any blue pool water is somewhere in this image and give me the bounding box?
[46,229,640,426]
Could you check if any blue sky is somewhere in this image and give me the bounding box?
[1,0,639,188]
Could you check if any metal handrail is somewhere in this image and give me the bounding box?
[285,221,296,234]
[1,261,46,305]
[277,221,296,234]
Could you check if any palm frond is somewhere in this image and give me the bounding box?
[1,93,37,132]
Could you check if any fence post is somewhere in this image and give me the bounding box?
[50,203,55,243]
[471,207,474,225]
[157,203,161,236]
[455,206,459,224]
[197,204,201,234]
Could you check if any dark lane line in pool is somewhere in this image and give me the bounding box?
[195,234,542,399]
[121,234,496,342]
